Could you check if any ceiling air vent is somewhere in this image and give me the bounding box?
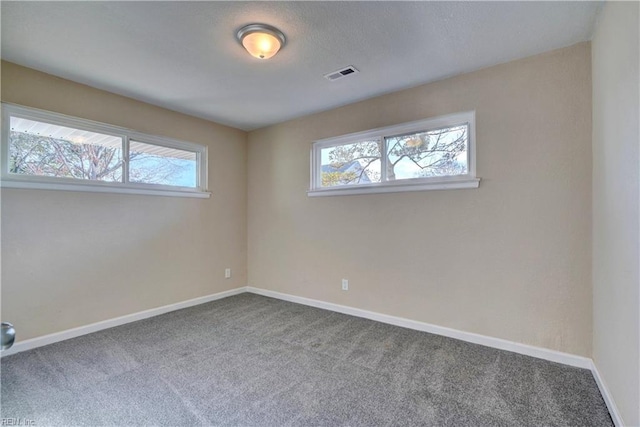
[324,66,359,82]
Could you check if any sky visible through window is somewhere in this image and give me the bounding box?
[129,154,196,187]
[4,106,208,196]
[320,124,468,186]
[9,123,198,188]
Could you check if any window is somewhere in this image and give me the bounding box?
[1,103,209,198]
[309,111,479,196]
[128,140,198,188]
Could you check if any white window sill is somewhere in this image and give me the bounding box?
[0,179,211,199]
[308,178,480,197]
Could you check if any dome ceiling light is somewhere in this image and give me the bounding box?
[236,23,286,60]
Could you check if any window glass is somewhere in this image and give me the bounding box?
[129,140,198,188]
[2,104,209,197]
[320,140,381,187]
[385,125,468,180]
[9,116,123,182]
[310,111,477,196]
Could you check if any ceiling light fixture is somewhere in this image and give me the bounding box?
[236,23,286,60]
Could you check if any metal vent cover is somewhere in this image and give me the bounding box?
[324,66,359,81]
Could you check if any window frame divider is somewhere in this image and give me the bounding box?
[123,135,130,185]
[1,102,210,197]
[309,110,479,196]
[379,136,388,183]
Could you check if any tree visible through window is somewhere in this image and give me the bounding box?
[311,111,477,195]
[129,140,197,187]
[9,130,124,182]
[385,125,468,180]
[6,114,201,189]
[320,125,468,187]
[321,140,381,186]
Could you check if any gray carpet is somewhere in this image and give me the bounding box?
[1,293,613,426]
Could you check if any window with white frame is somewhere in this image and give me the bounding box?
[309,111,479,196]
[1,104,209,198]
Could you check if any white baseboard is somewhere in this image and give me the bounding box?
[1,284,621,423]
[2,284,594,371]
[590,361,625,427]
[246,286,593,370]
[247,286,626,425]
[1,287,248,357]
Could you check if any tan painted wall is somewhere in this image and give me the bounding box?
[0,61,248,341]
[248,43,593,356]
[592,1,640,425]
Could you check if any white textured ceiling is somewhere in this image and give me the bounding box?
[1,1,602,131]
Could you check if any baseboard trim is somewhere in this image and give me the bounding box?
[2,285,619,422]
[246,286,593,370]
[590,361,625,427]
[2,285,594,371]
[0,287,248,357]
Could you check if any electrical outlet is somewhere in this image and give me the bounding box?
[342,279,348,291]
[225,268,231,279]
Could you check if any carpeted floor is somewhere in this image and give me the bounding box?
[1,293,612,426]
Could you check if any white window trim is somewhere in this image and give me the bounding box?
[308,111,480,197]
[1,103,210,198]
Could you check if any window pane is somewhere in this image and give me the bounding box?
[8,117,123,182]
[320,140,381,187]
[129,140,197,188]
[385,124,468,180]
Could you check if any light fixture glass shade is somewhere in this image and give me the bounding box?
[237,24,286,60]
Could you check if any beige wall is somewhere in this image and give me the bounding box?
[1,42,599,362]
[0,61,248,341]
[592,1,640,425]
[248,43,593,356]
